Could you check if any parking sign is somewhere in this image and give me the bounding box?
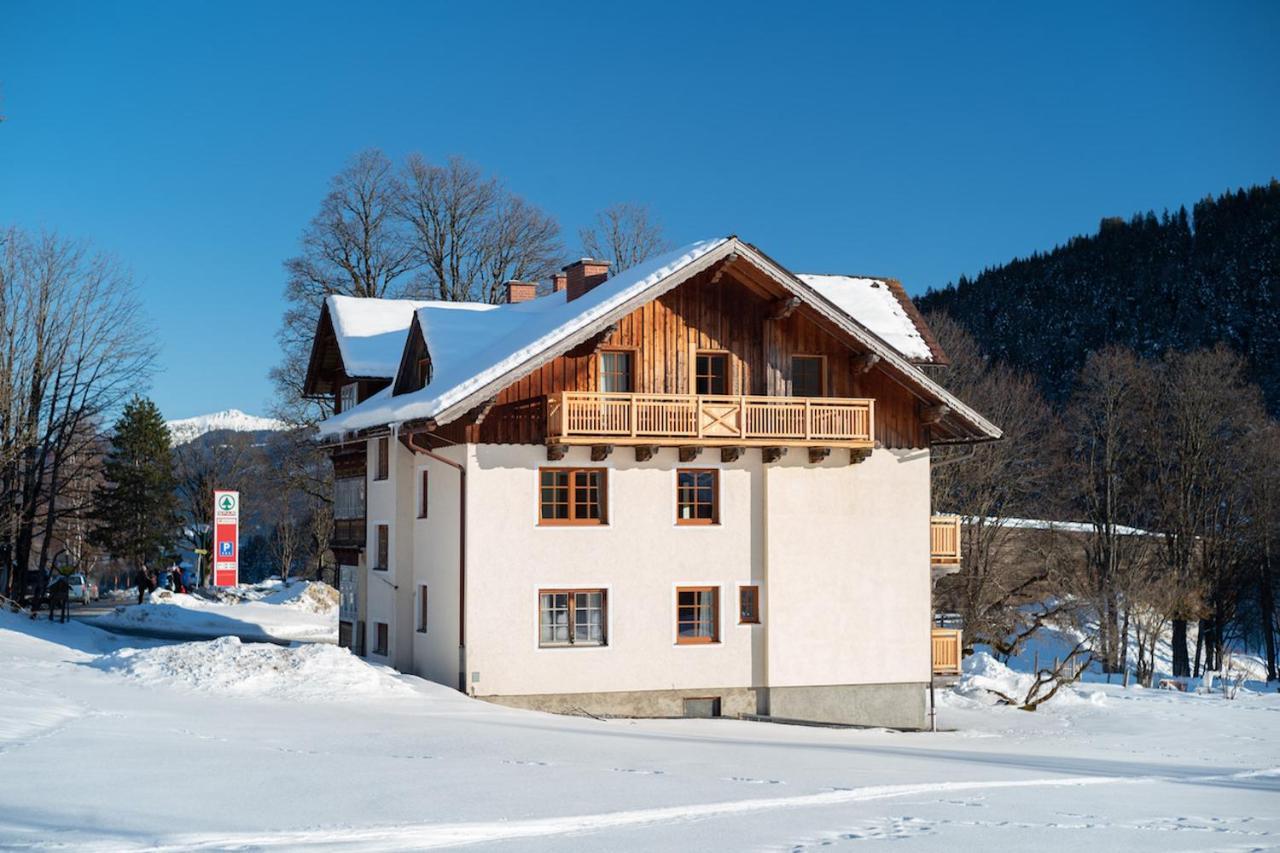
[212,490,239,587]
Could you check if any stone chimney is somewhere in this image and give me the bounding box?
[563,259,610,302]
[552,272,567,294]
[503,280,538,304]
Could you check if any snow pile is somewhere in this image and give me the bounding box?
[194,578,339,614]
[166,409,286,444]
[798,274,934,361]
[950,651,1100,710]
[89,586,337,643]
[95,636,412,701]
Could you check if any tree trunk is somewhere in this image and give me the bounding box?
[1193,619,1205,677]
[1172,619,1190,677]
[1261,558,1278,683]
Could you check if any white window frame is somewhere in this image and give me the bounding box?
[339,382,358,413]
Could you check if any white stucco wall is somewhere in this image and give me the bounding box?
[410,444,465,688]
[455,443,932,699]
[763,447,933,688]
[363,435,417,672]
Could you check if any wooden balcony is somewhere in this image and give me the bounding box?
[930,515,961,566]
[932,627,963,676]
[547,391,875,448]
[332,517,365,547]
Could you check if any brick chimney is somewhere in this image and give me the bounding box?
[563,259,610,302]
[552,272,567,294]
[503,280,538,304]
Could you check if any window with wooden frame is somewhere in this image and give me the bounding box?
[539,468,607,525]
[694,351,729,395]
[416,357,430,388]
[538,589,607,647]
[375,436,389,480]
[676,469,719,525]
[599,349,635,393]
[676,586,719,644]
[417,585,429,633]
[791,355,826,398]
[375,524,389,570]
[418,469,429,519]
[373,622,388,656]
[739,585,761,624]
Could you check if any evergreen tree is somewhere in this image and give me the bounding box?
[91,396,180,572]
[920,180,1280,413]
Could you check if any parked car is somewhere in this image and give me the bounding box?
[65,574,92,605]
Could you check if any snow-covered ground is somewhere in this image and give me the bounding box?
[1,611,1277,851]
[86,579,338,643]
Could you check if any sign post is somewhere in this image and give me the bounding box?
[212,490,239,587]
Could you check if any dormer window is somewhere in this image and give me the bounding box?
[416,357,429,388]
[339,382,357,413]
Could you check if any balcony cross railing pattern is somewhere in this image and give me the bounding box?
[930,515,961,565]
[547,391,874,447]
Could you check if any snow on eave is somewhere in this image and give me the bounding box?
[796,273,947,365]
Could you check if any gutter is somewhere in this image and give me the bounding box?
[402,430,468,693]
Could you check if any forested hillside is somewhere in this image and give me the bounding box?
[919,181,1280,411]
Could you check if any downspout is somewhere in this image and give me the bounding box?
[403,430,467,693]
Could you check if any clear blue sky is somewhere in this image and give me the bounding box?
[2,1,1277,419]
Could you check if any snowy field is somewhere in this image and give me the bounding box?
[1,611,1277,851]
[86,579,338,644]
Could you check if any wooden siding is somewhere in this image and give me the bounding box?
[439,268,927,448]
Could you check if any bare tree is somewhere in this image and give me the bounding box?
[0,227,153,600]
[1146,347,1264,676]
[1063,347,1158,673]
[272,149,419,426]
[579,202,670,272]
[399,155,562,304]
[927,311,1066,655]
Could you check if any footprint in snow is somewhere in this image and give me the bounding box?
[611,767,665,775]
[502,759,550,767]
[725,776,783,785]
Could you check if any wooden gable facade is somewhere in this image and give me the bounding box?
[433,261,929,449]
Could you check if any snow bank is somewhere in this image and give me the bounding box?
[89,583,337,643]
[94,636,413,701]
[950,651,1102,710]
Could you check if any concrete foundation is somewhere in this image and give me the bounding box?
[766,682,928,729]
[481,686,760,719]
[480,681,927,729]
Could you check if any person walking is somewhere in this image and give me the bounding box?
[136,565,149,605]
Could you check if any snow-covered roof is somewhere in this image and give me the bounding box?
[797,274,936,362]
[317,237,1000,442]
[327,295,494,379]
[320,240,728,435]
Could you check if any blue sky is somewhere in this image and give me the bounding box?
[2,1,1277,419]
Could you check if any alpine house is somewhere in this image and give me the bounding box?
[304,236,999,728]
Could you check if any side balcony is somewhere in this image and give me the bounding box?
[930,514,961,579]
[931,627,963,677]
[332,517,366,548]
[546,391,874,462]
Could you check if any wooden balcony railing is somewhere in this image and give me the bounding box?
[332,517,365,546]
[930,515,961,566]
[547,391,874,447]
[932,627,963,676]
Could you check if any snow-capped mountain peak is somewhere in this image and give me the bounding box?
[166,409,287,445]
